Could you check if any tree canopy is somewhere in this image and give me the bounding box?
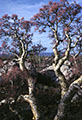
[0,0,82,120]
[32,0,82,120]
[31,0,82,55]
[0,14,33,69]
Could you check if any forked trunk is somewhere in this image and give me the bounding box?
[19,60,42,120]
[53,71,82,120]
[53,67,68,120]
[54,99,68,120]
[27,77,42,120]
[19,60,24,71]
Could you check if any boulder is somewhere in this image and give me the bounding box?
[41,60,74,82]
[60,60,73,80]
[0,60,16,78]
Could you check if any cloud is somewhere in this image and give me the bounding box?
[76,0,82,4]
[0,0,81,19]
[69,0,82,4]
[11,2,44,19]
[0,0,44,20]
[1,0,81,52]
[0,0,52,52]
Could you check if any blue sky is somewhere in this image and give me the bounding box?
[0,0,82,52]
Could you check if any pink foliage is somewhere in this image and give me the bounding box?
[0,59,3,67]
[49,1,53,5]
[0,14,32,55]
[2,14,8,18]
[0,64,28,97]
[20,17,24,20]
[64,27,70,32]
[2,41,6,48]
[11,14,18,20]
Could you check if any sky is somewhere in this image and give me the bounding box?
[0,0,82,52]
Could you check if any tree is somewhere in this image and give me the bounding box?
[0,14,42,120]
[29,42,47,71]
[0,14,33,70]
[31,0,82,120]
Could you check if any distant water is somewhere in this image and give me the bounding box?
[0,52,54,59]
[0,53,14,59]
[40,52,54,56]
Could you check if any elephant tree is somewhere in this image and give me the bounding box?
[0,14,33,70]
[31,0,82,120]
[0,14,41,120]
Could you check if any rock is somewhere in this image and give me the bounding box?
[41,65,53,72]
[25,61,32,70]
[0,60,16,78]
[60,60,73,80]
[41,60,74,82]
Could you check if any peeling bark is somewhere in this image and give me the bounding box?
[27,77,41,120]
[54,68,68,96]
[19,60,24,71]
[54,75,82,120]
[17,47,42,120]
[52,28,82,120]
[54,100,68,120]
[18,56,42,120]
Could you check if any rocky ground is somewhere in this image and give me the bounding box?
[0,58,82,120]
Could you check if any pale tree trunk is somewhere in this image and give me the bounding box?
[19,60,43,120]
[19,60,24,71]
[54,69,68,96]
[13,32,42,119]
[53,69,68,120]
[54,74,82,120]
[27,76,42,120]
[46,15,81,120]
[52,29,72,120]
[54,100,67,120]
